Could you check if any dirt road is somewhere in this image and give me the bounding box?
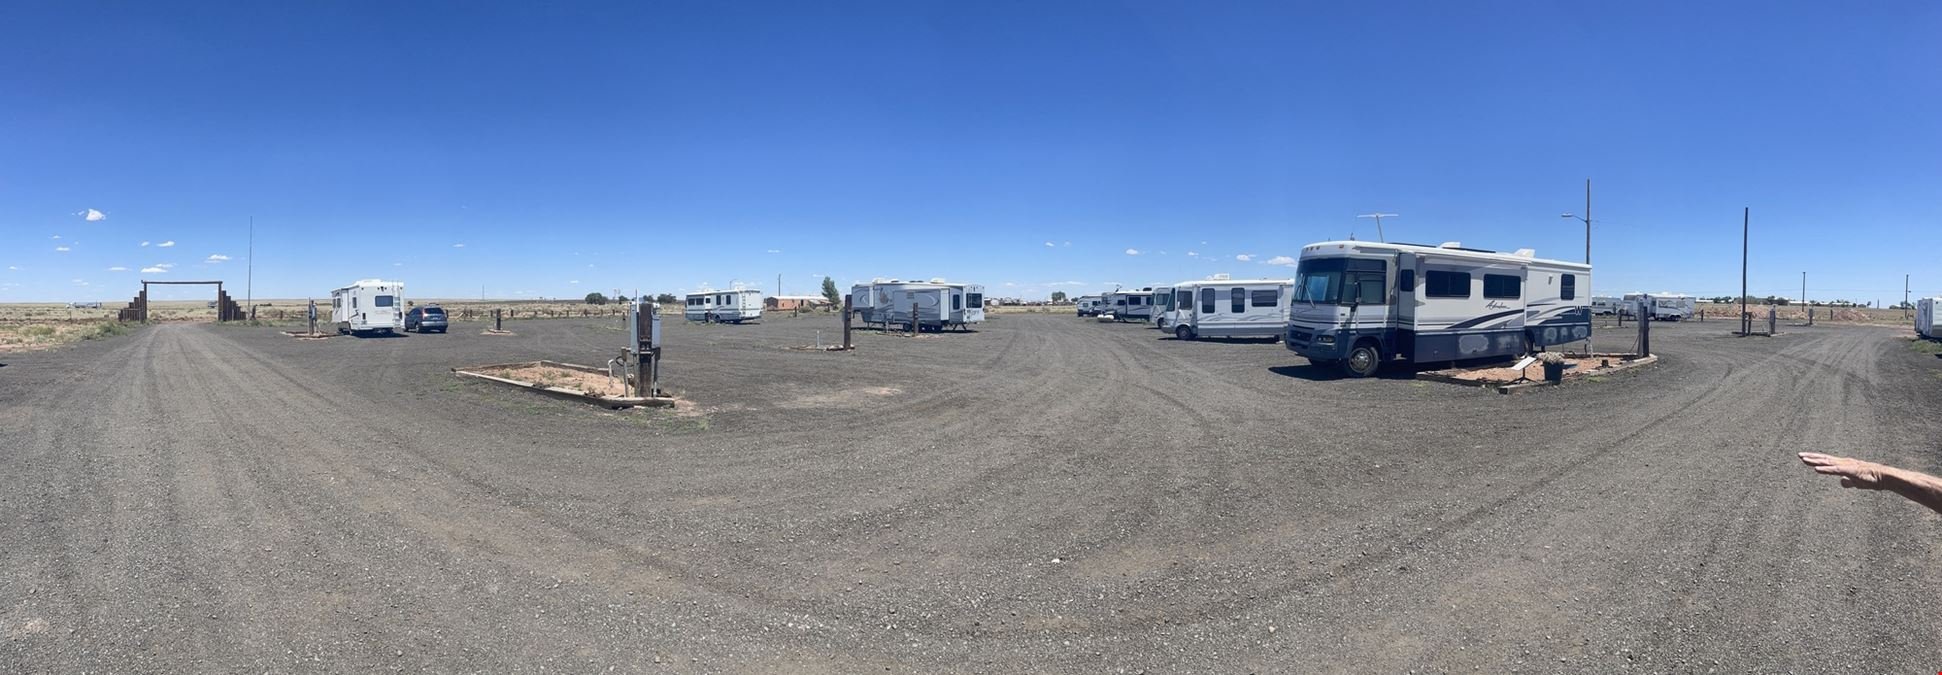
[3,316,1940,671]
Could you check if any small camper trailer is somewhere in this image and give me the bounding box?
[1075,295,1105,316]
[1284,241,1591,377]
[1165,276,1294,340]
[331,279,405,335]
[1622,292,1695,321]
[1590,296,1622,316]
[684,288,764,323]
[1918,298,1942,339]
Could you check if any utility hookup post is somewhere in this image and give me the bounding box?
[307,299,317,335]
[842,295,853,350]
[1637,301,1651,357]
[1769,305,1777,335]
[910,301,919,336]
[495,309,503,332]
[630,299,662,398]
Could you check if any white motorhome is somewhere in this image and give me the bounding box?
[1284,241,1591,377]
[1105,287,1159,323]
[684,288,764,323]
[331,279,405,335]
[1165,276,1294,340]
[1591,296,1622,316]
[1148,286,1175,328]
[1075,295,1105,317]
[1918,298,1942,339]
[851,279,984,331]
[1622,292,1696,321]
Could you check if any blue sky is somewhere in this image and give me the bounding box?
[4,1,1939,304]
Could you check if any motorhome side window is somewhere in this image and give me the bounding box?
[1424,271,1470,298]
[1175,290,1191,309]
[1250,289,1278,307]
[1560,274,1576,300]
[1482,275,1520,299]
[1399,270,1415,292]
[1230,287,1245,313]
[1199,288,1215,313]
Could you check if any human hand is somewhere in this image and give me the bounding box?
[1799,452,1892,490]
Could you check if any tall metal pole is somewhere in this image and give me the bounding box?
[1801,272,1806,305]
[1584,179,1591,265]
[1906,274,1911,319]
[246,216,254,320]
[1747,205,1763,331]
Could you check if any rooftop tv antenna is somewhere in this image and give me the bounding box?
[1356,213,1397,243]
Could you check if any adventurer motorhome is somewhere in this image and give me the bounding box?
[1284,241,1591,377]
[1105,287,1159,323]
[1076,295,1105,316]
[1918,298,1942,339]
[851,279,983,331]
[684,288,764,323]
[1165,276,1295,340]
[1621,292,1695,321]
[1591,296,1622,315]
[331,279,405,335]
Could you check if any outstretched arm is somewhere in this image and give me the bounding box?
[1800,452,1942,514]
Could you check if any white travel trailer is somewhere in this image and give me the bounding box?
[1075,295,1105,316]
[1165,276,1294,340]
[1284,241,1591,377]
[684,288,764,323]
[1622,292,1696,321]
[1918,298,1942,339]
[851,279,984,331]
[1591,296,1622,316]
[331,279,405,335]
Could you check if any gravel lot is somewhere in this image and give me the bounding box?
[4,314,1941,672]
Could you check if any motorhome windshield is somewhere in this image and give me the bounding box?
[1293,258,1386,305]
[1155,292,1173,310]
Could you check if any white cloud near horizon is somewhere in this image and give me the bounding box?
[766,249,782,254]
[1266,255,1297,266]
[157,241,174,247]
[107,266,127,271]
[140,241,150,247]
[141,266,167,273]
[54,246,70,252]
[1235,254,1255,262]
[206,254,230,263]
[1044,241,1055,247]
[1125,248,1140,255]
[452,243,466,248]
[80,208,106,221]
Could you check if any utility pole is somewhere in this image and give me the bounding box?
[1801,272,1806,306]
[1559,178,1592,264]
[1740,207,1749,335]
[1356,213,1397,243]
[246,216,254,320]
[1906,274,1911,319]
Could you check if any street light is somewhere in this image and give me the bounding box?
[1560,178,1591,264]
[1356,213,1397,243]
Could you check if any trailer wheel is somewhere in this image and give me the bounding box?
[1341,341,1382,378]
[1175,325,1195,341]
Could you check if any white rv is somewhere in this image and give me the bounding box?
[1622,292,1696,321]
[1165,276,1294,340]
[1918,298,1942,339]
[1105,287,1159,323]
[684,288,764,323]
[1284,241,1591,377]
[1590,296,1622,316]
[1075,295,1105,317]
[851,279,984,331]
[1148,286,1175,328]
[331,279,405,335]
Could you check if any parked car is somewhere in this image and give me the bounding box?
[404,305,448,333]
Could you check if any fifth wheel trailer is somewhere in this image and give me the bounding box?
[851,279,984,331]
[1284,241,1590,377]
[1919,298,1942,339]
[331,279,405,335]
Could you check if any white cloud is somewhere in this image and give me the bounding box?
[6,266,17,271]
[205,254,230,262]
[107,266,127,271]
[452,243,465,248]
[54,246,70,252]
[1046,281,1088,286]
[157,240,174,247]
[1003,282,1018,287]
[569,280,580,284]
[51,234,61,240]
[1124,248,1141,255]
[1044,241,1056,247]
[1063,241,1071,247]
[1266,255,1297,266]
[766,249,782,254]
[1186,251,1198,257]
[140,241,151,247]
[1235,254,1254,262]
[393,262,402,266]
[79,208,106,221]
[141,266,167,273]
